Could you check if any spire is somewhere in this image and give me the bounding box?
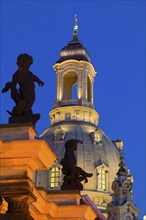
[57,14,91,63]
[117,146,128,178]
[106,141,140,219]
[73,14,78,41]
[74,14,78,33]
[110,143,133,206]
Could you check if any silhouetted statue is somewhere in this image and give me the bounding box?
[2,53,44,126]
[60,139,93,191]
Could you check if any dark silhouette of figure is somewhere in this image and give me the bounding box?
[2,82,21,105]
[60,139,93,191]
[2,53,44,126]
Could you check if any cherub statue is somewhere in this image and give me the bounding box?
[2,53,44,126]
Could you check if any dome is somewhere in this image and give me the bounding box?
[56,32,90,63]
[40,121,119,180]
[37,121,120,212]
[35,16,120,214]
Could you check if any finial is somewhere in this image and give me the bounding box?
[74,14,78,33]
[117,147,128,177]
[112,138,123,151]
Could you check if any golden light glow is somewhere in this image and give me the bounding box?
[58,92,62,101]
[78,90,81,99]
[94,133,102,143]
[98,169,106,190]
[50,106,99,126]
[50,167,60,188]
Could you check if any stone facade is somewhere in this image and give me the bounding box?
[38,121,120,216]
[0,124,105,220]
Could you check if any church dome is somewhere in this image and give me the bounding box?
[57,35,90,63]
[40,121,119,178]
[35,16,120,215]
[56,16,90,63]
[38,121,120,212]
[41,121,120,166]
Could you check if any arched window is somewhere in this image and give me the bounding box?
[49,165,61,189]
[63,72,78,100]
[96,165,108,191]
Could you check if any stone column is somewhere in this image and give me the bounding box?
[4,196,34,220]
[82,72,87,99]
[91,81,94,104]
[60,72,64,100]
[56,73,60,101]
[77,71,82,99]
[0,178,36,220]
[57,72,63,101]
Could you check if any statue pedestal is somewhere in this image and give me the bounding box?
[0,123,56,180]
[0,123,37,141]
[47,190,81,205]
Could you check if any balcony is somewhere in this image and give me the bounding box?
[53,99,94,109]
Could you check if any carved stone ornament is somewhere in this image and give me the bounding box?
[122,179,132,191]
[112,180,119,192]
[54,126,65,142]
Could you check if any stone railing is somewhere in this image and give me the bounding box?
[53,99,94,109]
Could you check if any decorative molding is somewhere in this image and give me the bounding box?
[53,126,66,142]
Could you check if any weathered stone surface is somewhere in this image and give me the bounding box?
[35,121,120,216]
[0,213,34,220]
[0,123,37,141]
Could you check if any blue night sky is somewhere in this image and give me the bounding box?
[0,1,145,218]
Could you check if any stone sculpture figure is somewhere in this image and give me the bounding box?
[60,139,93,191]
[2,53,44,126]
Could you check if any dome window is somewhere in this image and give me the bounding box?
[94,133,102,143]
[96,162,109,191]
[97,168,106,190]
[90,128,103,144]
